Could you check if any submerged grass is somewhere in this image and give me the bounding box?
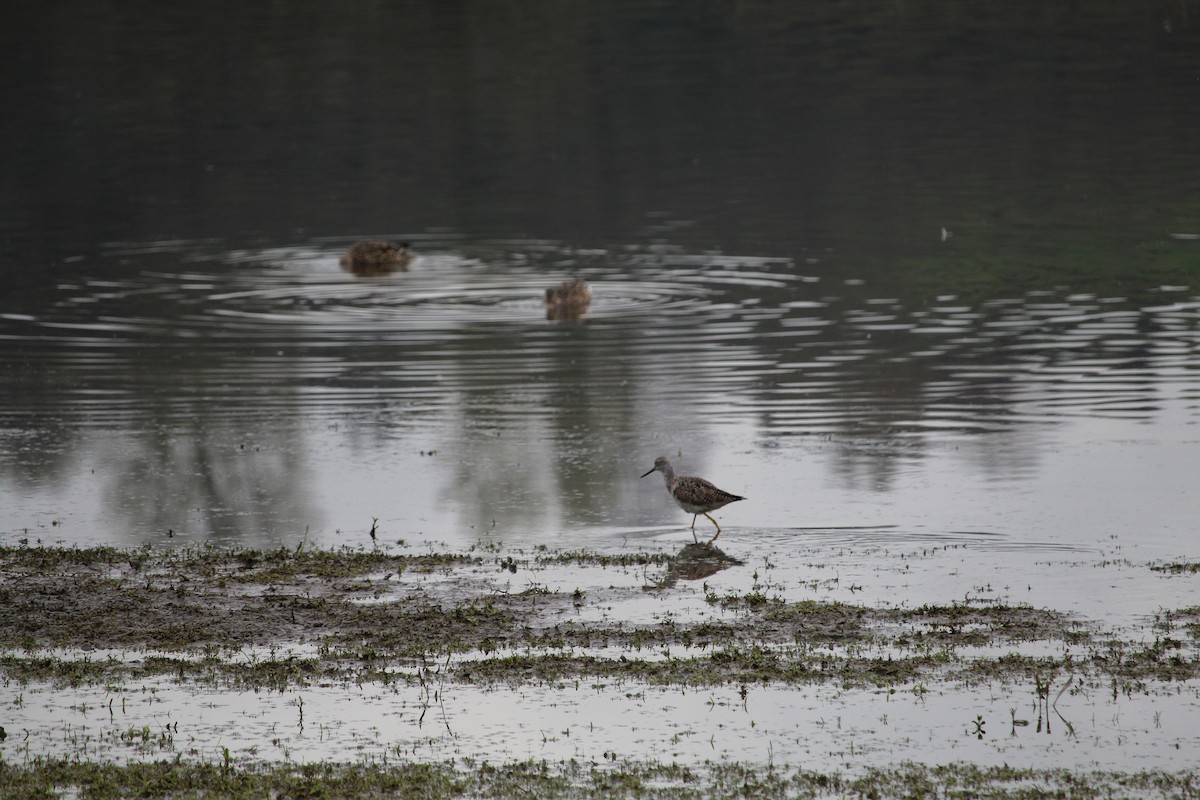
[2,544,1199,691]
[2,544,1199,795]
[0,758,1196,800]
[1152,562,1200,575]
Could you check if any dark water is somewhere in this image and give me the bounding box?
[2,2,1199,550]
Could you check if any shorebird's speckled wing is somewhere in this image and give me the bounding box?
[672,476,743,511]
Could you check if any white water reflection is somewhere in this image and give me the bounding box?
[5,674,1198,771]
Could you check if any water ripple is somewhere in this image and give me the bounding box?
[1,239,1198,435]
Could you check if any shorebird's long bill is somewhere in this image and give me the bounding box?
[639,466,656,478]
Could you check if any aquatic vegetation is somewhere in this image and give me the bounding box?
[0,757,1197,800]
[3,544,1198,693]
[2,543,1199,796]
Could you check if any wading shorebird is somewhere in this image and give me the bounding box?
[641,456,745,543]
[544,277,592,320]
[339,240,413,274]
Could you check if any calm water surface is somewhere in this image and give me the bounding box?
[2,0,1199,775]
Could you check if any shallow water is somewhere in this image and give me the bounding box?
[3,238,1197,553]
[3,0,1200,780]
[7,669,1200,772]
[2,240,1196,579]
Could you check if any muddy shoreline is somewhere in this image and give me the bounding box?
[2,543,1198,798]
[2,543,1196,687]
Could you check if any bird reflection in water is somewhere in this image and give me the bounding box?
[645,541,744,589]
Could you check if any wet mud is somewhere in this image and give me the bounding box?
[2,543,1199,798]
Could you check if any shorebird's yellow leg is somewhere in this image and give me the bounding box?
[690,515,700,542]
[703,513,722,544]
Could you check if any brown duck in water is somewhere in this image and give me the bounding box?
[339,240,413,274]
[544,277,592,320]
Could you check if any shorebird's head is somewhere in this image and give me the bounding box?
[640,456,670,478]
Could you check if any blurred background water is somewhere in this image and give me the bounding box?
[1,1,1198,563]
